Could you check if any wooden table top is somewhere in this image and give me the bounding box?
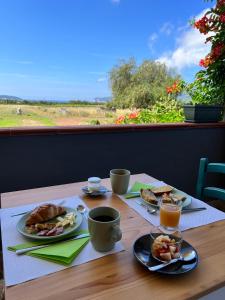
[1,173,225,300]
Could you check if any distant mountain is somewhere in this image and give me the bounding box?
[0,95,23,101]
[94,96,112,102]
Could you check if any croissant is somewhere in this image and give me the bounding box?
[25,204,66,226]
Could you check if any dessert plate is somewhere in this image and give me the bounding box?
[17,207,83,241]
[133,234,198,275]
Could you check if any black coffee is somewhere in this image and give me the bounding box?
[93,215,114,222]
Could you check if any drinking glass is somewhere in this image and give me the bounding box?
[159,200,182,233]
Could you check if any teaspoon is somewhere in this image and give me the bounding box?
[76,204,88,220]
[149,250,196,271]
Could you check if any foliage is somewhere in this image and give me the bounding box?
[189,0,225,105]
[89,119,101,125]
[115,96,184,124]
[109,58,181,109]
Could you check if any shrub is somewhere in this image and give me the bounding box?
[115,97,184,124]
[89,119,101,125]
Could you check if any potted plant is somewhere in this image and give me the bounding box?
[168,0,225,122]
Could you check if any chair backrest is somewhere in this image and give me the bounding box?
[196,158,225,201]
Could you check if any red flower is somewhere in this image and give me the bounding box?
[166,80,181,94]
[128,111,139,119]
[166,87,172,94]
[217,0,225,8]
[199,59,205,67]
[220,13,225,23]
[212,43,224,58]
[194,16,209,34]
[115,115,125,124]
[199,55,213,68]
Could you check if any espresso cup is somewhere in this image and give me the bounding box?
[110,169,130,194]
[88,206,122,252]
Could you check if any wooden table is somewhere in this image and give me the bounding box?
[1,173,225,300]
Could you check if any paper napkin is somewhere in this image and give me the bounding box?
[8,230,90,265]
[125,181,154,199]
[28,237,90,265]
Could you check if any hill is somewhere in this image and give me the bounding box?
[0,95,23,101]
[94,97,111,102]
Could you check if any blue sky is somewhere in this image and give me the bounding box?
[0,0,210,100]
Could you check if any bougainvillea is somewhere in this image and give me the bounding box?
[192,0,225,105]
[168,0,225,106]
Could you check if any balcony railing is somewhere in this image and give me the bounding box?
[0,122,225,196]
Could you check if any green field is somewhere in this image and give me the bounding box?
[0,104,129,127]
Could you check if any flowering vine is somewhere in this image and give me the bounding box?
[167,0,225,106]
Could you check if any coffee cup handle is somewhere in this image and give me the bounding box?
[111,224,122,242]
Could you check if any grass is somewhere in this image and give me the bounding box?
[0,116,22,127]
[0,104,129,127]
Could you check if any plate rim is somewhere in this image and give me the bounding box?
[16,207,83,240]
[133,233,199,275]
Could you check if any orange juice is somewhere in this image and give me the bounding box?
[160,204,181,228]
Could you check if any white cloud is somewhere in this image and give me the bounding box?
[97,77,107,82]
[148,33,158,52]
[160,22,174,36]
[111,0,120,4]
[156,9,210,70]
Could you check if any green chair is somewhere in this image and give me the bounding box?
[196,158,225,211]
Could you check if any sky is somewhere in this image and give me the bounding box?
[0,0,211,101]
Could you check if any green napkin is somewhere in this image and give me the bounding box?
[125,181,154,199]
[8,230,90,265]
[28,237,90,265]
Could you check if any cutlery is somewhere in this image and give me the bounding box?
[16,233,90,255]
[149,250,196,271]
[76,204,88,220]
[128,191,140,196]
[135,200,157,214]
[182,207,206,213]
[11,200,66,217]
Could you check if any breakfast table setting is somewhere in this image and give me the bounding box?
[1,172,225,300]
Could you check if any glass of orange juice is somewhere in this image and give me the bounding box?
[159,201,182,232]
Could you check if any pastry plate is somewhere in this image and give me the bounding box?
[133,234,198,275]
[141,188,192,209]
[17,207,83,241]
[82,186,109,197]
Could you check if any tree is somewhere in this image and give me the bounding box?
[109,58,180,109]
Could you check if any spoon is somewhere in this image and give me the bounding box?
[148,250,196,271]
[76,204,88,220]
[135,200,157,214]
